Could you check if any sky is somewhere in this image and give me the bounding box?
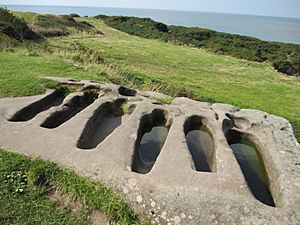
[1,0,300,19]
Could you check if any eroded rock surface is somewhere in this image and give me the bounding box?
[0,77,299,225]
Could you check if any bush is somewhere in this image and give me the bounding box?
[273,60,300,76]
[31,14,95,37]
[0,7,42,41]
[96,16,170,40]
[70,13,80,18]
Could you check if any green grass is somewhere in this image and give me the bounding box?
[0,149,148,225]
[149,96,174,104]
[0,15,299,140]
[0,48,108,97]
[12,11,38,23]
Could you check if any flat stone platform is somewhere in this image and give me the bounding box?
[0,77,299,225]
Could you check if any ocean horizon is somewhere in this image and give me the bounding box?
[2,4,300,44]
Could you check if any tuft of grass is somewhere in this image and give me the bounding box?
[111,100,129,117]
[121,101,129,113]
[149,96,174,104]
[0,149,149,225]
[291,120,300,143]
[40,78,63,90]
[100,64,199,100]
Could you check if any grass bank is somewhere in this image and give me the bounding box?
[0,149,148,225]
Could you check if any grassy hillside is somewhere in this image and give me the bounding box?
[0,10,299,142]
[97,15,300,77]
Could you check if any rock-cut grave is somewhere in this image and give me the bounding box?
[0,77,299,225]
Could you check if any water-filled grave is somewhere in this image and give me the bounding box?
[226,130,275,207]
[132,109,170,174]
[184,115,215,172]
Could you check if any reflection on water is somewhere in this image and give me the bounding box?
[139,126,168,163]
[230,138,275,207]
[132,109,169,174]
[136,126,168,174]
[186,126,214,172]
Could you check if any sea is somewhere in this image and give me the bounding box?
[2,4,300,44]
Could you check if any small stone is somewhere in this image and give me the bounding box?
[180,213,186,219]
[151,201,156,207]
[123,187,128,194]
[174,216,181,224]
[211,214,216,220]
[126,166,131,171]
[130,133,137,139]
[167,223,172,225]
[225,206,231,211]
[188,215,193,220]
[136,195,143,203]
[161,211,167,219]
[128,178,137,188]
[149,210,155,217]
[239,217,245,222]
[243,206,250,214]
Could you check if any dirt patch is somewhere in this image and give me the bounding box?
[48,189,83,214]
[89,209,108,225]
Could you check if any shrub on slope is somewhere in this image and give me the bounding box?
[0,7,41,41]
[31,14,95,37]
